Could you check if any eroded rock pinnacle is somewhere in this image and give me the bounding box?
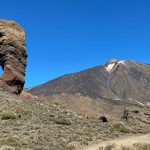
[0,19,27,94]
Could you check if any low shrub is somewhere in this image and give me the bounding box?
[55,116,72,125]
[99,144,115,150]
[0,111,17,120]
[133,143,150,150]
[110,123,131,133]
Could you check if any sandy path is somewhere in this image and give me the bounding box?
[81,134,150,150]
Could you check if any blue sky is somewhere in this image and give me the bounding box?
[1,0,150,88]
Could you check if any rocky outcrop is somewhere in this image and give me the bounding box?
[0,19,27,94]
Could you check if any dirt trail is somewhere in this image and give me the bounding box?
[81,134,150,150]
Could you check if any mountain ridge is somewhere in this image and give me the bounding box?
[27,59,150,105]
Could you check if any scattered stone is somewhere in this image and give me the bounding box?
[99,116,108,122]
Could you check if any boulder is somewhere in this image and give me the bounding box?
[0,19,27,94]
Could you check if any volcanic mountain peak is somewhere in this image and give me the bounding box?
[28,60,150,106]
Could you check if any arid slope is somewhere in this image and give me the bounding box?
[28,60,150,106]
[0,89,150,150]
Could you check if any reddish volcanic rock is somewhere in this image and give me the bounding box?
[0,19,27,94]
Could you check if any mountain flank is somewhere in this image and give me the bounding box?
[28,60,150,106]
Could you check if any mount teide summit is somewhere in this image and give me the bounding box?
[28,59,150,105]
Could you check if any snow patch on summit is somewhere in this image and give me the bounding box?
[105,60,126,72]
[105,63,116,72]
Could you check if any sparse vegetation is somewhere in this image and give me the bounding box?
[99,144,115,150]
[0,111,17,120]
[133,143,150,150]
[0,91,149,150]
[0,137,21,147]
[110,123,131,133]
[55,115,72,125]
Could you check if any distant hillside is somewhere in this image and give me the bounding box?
[27,60,150,105]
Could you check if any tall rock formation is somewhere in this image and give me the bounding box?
[0,19,27,94]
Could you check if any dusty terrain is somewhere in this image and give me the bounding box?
[0,90,149,150]
[25,60,150,150]
[43,93,141,119]
[81,134,150,150]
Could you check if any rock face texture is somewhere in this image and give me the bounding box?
[0,20,27,94]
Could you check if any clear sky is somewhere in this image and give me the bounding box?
[1,0,150,88]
